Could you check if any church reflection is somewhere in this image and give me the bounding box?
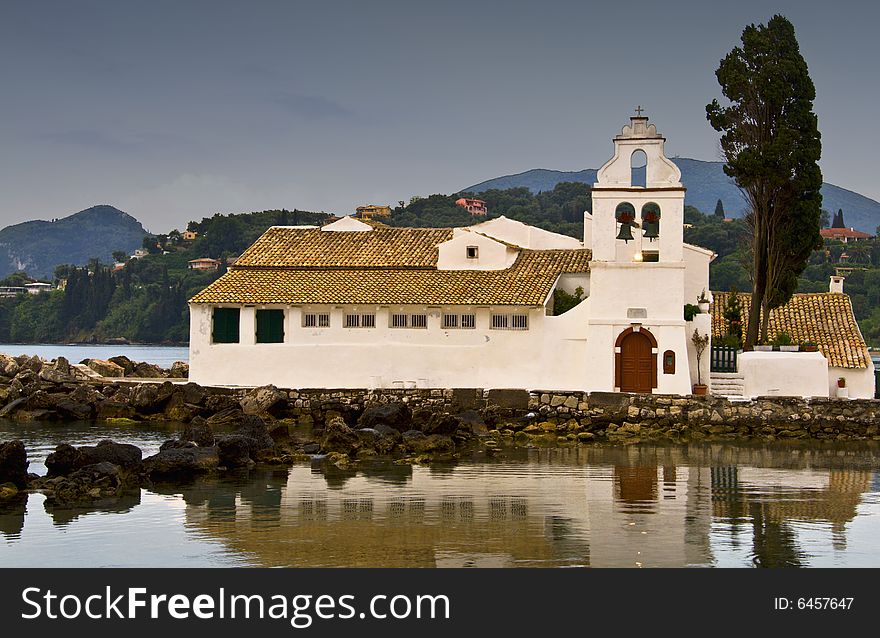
[1,443,877,567]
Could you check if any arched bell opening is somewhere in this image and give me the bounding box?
[615,202,636,243]
[630,149,647,188]
[640,202,661,262]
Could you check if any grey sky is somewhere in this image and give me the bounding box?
[1,0,877,233]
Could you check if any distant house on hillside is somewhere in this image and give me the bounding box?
[455,197,488,216]
[183,230,199,241]
[24,282,53,294]
[0,286,26,298]
[188,258,221,271]
[821,209,873,242]
[132,249,149,259]
[355,205,392,220]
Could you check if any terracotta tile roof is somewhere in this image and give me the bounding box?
[234,226,454,269]
[820,228,873,240]
[711,291,870,369]
[190,249,592,306]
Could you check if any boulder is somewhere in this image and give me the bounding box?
[85,359,125,378]
[54,399,94,420]
[216,415,275,455]
[0,397,27,418]
[374,423,403,441]
[403,433,455,455]
[38,357,74,383]
[0,353,20,377]
[142,447,219,478]
[204,393,238,413]
[130,383,174,412]
[301,442,321,455]
[70,384,104,407]
[180,417,215,447]
[0,440,28,488]
[358,403,412,432]
[217,436,254,468]
[239,385,286,416]
[16,355,43,373]
[45,443,85,477]
[422,413,462,436]
[80,440,142,469]
[206,407,244,426]
[180,382,207,406]
[164,391,201,422]
[130,362,165,378]
[108,355,135,375]
[320,417,360,454]
[169,361,189,379]
[96,400,137,420]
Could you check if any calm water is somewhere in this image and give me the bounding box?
[0,344,188,366]
[2,420,879,568]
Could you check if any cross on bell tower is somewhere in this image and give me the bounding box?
[634,105,644,116]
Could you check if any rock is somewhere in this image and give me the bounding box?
[227,415,274,452]
[218,436,254,468]
[38,357,74,383]
[206,407,244,426]
[130,362,165,378]
[180,417,214,447]
[0,441,28,487]
[0,482,20,501]
[0,353,20,377]
[160,439,197,450]
[321,417,360,454]
[204,393,238,413]
[80,440,142,469]
[301,442,321,454]
[96,400,137,420]
[180,382,206,405]
[358,403,412,432]
[164,391,201,422]
[457,410,489,436]
[16,355,43,373]
[85,359,125,378]
[240,385,286,416]
[374,423,403,441]
[54,399,93,420]
[70,384,104,407]
[0,397,27,418]
[45,443,85,477]
[108,355,135,375]
[130,383,173,412]
[422,413,461,436]
[169,361,189,379]
[404,433,455,455]
[142,447,219,478]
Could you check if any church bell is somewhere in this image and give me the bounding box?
[642,210,659,241]
[616,222,635,243]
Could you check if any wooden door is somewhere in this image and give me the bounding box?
[619,330,654,393]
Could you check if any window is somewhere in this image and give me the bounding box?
[391,313,408,328]
[410,314,427,328]
[466,246,479,259]
[303,313,330,328]
[256,309,284,343]
[491,313,528,330]
[444,313,476,329]
[212,307,240,343]
[346,313,375,328]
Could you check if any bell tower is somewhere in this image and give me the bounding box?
[584,110,691,395]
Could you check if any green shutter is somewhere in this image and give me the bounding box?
[212,307,240,343]
[256,309,284,343]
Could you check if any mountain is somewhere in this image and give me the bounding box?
[0,205,147,280]
[463,158,880,234]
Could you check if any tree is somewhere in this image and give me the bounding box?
[714,199,725,219]
[819,209,830,228]
[707,15,823,347]
[112,250,129,263]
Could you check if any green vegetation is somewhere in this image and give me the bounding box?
[388,182,591,238]
[552,287,584,315]
[707,15,823,346]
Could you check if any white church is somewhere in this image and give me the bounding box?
[188,113,874,399]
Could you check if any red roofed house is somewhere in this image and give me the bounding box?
[821,209,873,242]
[455,197,488,216]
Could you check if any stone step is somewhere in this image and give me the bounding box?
[710,373,745,397]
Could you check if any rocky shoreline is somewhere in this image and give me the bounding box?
[2,352,879,505]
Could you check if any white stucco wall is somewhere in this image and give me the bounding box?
[739,352,829,398]
[683,244,713,308]
[437,232,517,270]
[469,216,583,249]
[189,302,594,390]
[829,366,875,399]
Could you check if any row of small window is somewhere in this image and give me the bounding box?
[212,307,529,343]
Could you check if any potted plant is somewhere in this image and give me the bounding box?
[691,328,710,395]
[772,331,799,352]
[837,377,848,399]
[754,342,774,352]
[697,289,710,314]
[801,340,818,352]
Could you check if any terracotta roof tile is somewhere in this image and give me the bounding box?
[711,291,870,369]
[234,226,453,269]
[191,249,591,306]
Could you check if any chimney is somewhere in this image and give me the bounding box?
[830,275,845,294]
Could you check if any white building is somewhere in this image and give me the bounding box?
[188,113,873,398]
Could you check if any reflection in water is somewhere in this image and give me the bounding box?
[0,438,879,567]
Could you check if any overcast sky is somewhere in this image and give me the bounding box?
[1,0,877,233]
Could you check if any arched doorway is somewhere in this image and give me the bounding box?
[615,327,657,393]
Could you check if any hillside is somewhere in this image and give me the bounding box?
[0,205,147,279]
[463,158,880,234]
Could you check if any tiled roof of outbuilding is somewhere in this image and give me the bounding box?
[711,291,871,369]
